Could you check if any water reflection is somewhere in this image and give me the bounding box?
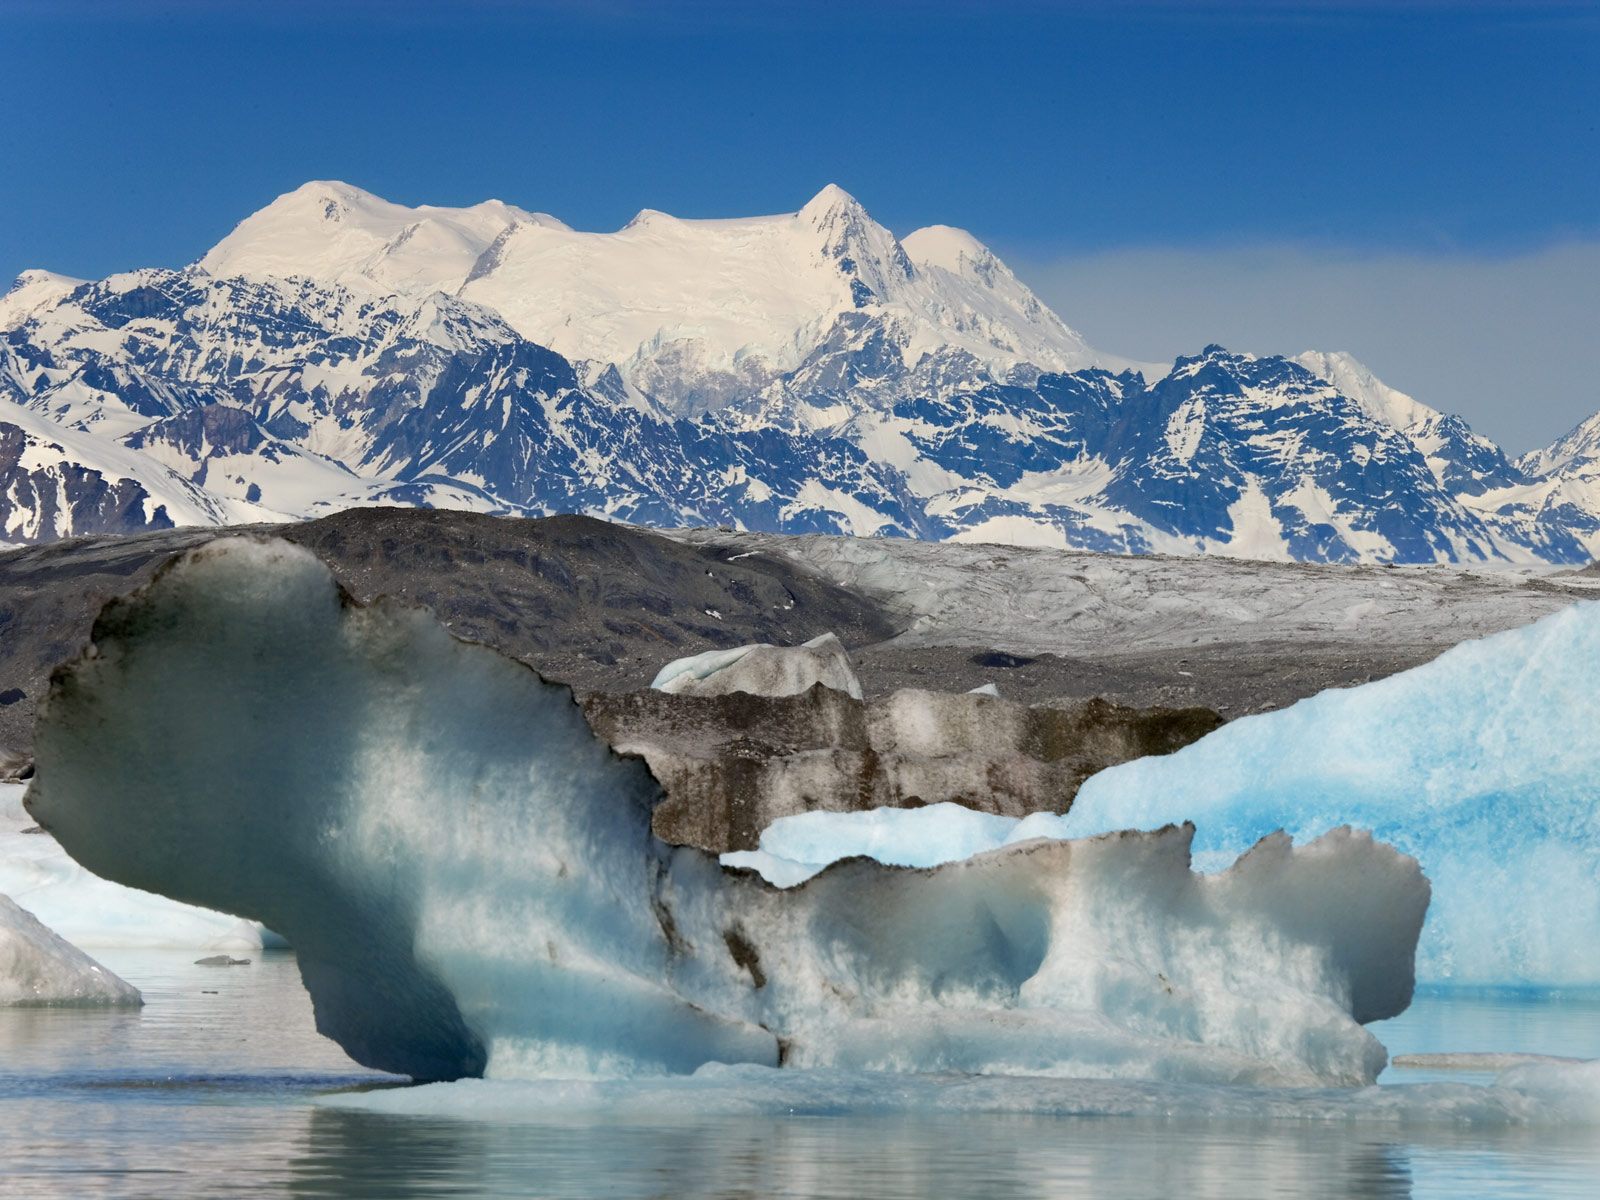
[285,1107,1425,1200]
[1,954,1598,1198]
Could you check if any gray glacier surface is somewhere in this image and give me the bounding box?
[0,508,1589,762]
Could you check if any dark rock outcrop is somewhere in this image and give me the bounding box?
[0,422,178,544]
[585,685,1222,852]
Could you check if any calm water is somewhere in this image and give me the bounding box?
[1,951,1598,1198]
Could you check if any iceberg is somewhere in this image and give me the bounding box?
[0,782,267,950]
[1061,602,1600,985]
[29,538,1427,1085]
[722,802,1033,885]
[0,892,142,1006]
[651,632,864,699]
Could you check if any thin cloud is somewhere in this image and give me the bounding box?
[1014,241,1600,456]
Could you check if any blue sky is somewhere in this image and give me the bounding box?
[3,0,1596,450]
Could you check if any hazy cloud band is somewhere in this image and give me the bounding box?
[1018,241,1600,456]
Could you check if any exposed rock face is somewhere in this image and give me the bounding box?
[585,685,1222,853]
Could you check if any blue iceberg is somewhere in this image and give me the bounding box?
[1063,602,1600,985]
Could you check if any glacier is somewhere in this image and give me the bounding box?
[1061,601,1600,985]
[0,892,142,1007]
[29,537,1428,1086]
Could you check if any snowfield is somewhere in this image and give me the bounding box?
[200,181,1109,406]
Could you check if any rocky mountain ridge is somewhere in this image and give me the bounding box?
[3,182,1597,562]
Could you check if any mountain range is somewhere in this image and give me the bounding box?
[2,180,1596,564]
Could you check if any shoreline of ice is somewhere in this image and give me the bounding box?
[319,1059,1600,1127]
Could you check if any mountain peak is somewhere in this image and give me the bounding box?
[901,225,993,275]
[798,183,866,226]
[1292,351,1440,433]
[0,269,87,328]
[283,178,382,205]
[623,208,677,230]
[198,181,559,295]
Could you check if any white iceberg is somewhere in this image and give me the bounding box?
[1060,601,1600,985]
[30,538,1427,1087]
[1496,1058,1600,1120]
[0,892,141,1006]
[651,632,864,699]
[0,782,267,950]
[722,801,1034,886]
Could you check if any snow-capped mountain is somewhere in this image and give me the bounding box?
[201,181,1114,414]
[2,181,1597,563]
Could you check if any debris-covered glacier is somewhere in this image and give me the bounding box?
[0,892,142,1006]
[29,538,1428,1086]
[1062,602,1600,985]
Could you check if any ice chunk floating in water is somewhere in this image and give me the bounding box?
[723,802,1034,885]
[0,893,142,1006]
[651,632,863,699]
[30,539,1427,1085]
[1062,602,1600,985]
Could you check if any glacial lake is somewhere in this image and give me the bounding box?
[2,951,1598,1199]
